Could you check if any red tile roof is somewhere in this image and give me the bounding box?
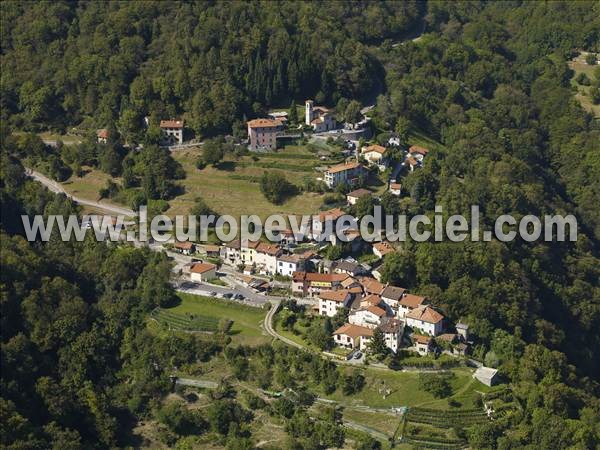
[317,208,346,222]
[358,277,386,295]
[347,188,371,199]
[361,294,382,306]
[292,271,349,283]
[412,334,432,345]
[373,241,395,256]
[160,119,184,128]
[399,294,427,309]
[190,262,216,274]
[247,118,283,128]
[174,241,194,250]
[333,323,374,339]
[362,144,387,155]
[406,306,444,324]
[409,145,429,156]
[319,290,351,303]
[97,129,109,139]
[256,242,282,256]
[326,161,362,174]
[366,305,387,317]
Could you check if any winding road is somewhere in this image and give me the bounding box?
[25,168,136,217]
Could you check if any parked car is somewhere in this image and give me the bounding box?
[223,293,234,299]
[208,291,217,297]
[233,294,245,300]
[354,352,362,359]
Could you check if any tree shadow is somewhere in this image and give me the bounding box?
[216,161,236,171]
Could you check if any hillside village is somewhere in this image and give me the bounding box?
[153,98,472,369]
[177,190,481,374]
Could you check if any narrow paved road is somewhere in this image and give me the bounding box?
[263,300,305,349]
[26,168,136,217]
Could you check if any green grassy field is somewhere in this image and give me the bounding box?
[170,293,269,345]
[324,367,485,409]
[166,144,331,218]
[569,56,600,118]
[60,166,116,201]
[151,307,221,332]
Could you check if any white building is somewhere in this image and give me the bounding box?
[97,129,109,144]
[221,240,241,266]
[189,262,217,282]
[160,119,184,145]
[254,243,282,275]
[389,182,402,196]
[305,100,336,132]
[474,366,499,387]
[311,208,347,242]
[276,254,303,277]
[379,317,404,353]
[397,294,429,319]
[381,285,407,309]
[405,306,444,336]
[333,323,373,350]
[323,161,365,189]
[361,144,389,171]
[412,334,433,355]
[349,305,387,329]
[318,290,353,317]
[346,188,371,206]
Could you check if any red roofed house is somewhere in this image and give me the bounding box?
[333,323,374,350]
[97,129,109,144]
[311,207,347,242]
[358,277,386,296]
[406,306,445,336]
[389,181,402,196]
[403,155,419,172]
[174,240,196,255]
[189,262,217,282]
[305,100,336,132]
[324,161,365,188]
[349,304,388,329]
[346,188,371,206]
[160,119,184,145]
[247,118,284,151]
[412,334,433,355]
[373,241,395,259]
[379,317,404,353]
[409,145,429,159]
[318,289,354,317]
[255,242,283,275]
[381,285,407,309]
[398,294,429,318]
[292,271,349,297]
[361,144,389,170]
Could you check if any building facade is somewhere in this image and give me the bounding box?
[247,118,283,151]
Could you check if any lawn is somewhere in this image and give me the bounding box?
[342,408,402,437]
[324,367,480,409]
[167,293,270,345]
[166,145,328,219]
[60,166,116,201]
[151,307,221,332]
[568,55,600,118]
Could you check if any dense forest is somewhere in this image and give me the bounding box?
[2,1,600,449]
[0,1,422,138]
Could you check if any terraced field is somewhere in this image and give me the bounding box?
[151,308,222,332]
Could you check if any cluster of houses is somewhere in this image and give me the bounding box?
[309,274,470,357]
[97,118,185,145]
[247,100,338,151]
